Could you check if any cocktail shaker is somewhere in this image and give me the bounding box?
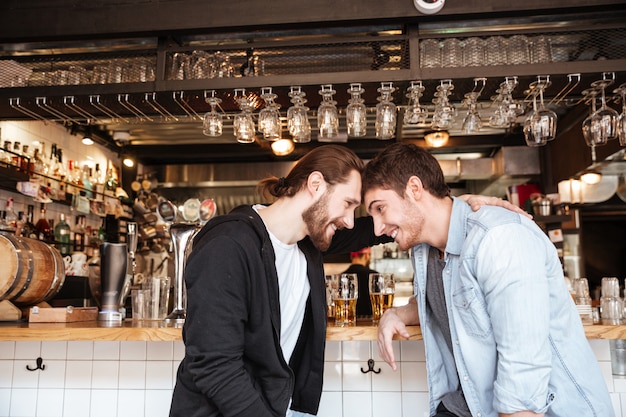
[98,242,128,322]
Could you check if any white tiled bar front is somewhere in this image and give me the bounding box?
[0,339,623,417]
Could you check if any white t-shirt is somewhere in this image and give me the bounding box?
[254,205,310,417]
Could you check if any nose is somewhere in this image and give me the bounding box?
[372,217,385,236]
[342,210,355,229]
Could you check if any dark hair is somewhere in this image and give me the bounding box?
[258,144,365,200]
[362,142,449,199]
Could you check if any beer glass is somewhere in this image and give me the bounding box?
[332,273,358,327]
[368,273,395,324]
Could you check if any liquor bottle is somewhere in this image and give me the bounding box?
[35,203,53,242]
[21,143,33,175]
[54,148,67,201]
[73,214,87,252]
[54,213,71,256]
[20,204,38,239]
[4,198,18,232]
[35,143,49,176]
[11,141,22,171]
[104,161,118,197]
[81,165,93,199]
[93,163,105,200]
[66,159,77,195]
[0,140,8,164]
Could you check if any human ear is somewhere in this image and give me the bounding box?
[307,171,325,195]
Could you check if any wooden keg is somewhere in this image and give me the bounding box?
[0,232,65,306]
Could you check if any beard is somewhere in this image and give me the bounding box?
[395,198,425,251]
[302,190,334,252]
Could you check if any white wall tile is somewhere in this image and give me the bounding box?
[0,342,15,359]
[372,391,402,417]
[589,339,611,361]
[14,341,41,360]
[342,391,371,417]
[118,389,145,417]
[118,361,146,389]
[323,361,342,392]
[0,388,10,416]
[0,360,14,388]
[145,389,174,417]
[400,340,425,361]
[65,360,93,389]
[120,341,146,360]
[12,360,39,388]
[36,388,64,417]
[173,342,185,361]
[145,361,173,390]
[92,360,120,389]
[67,341,94,360]
[90,389,119,417]
[371,340,400,364]
[10,388,38,417]
[317,391,342,417]
[400,362,428,392]
[342,362,371,392]
[402,392,430,417]
[93,341,120,360]
[372,365,402,392]
[63,389,91,417]
[342,341,370,361]
[325,341,342,361]
[147,342,173,361]
[38,360,66,389]
[40,342,67,360]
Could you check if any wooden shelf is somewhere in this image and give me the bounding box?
[0,319,621,342]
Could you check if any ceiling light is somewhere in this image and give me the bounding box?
[123,157,135,168]
[424,130,449,147]
[82,136,94,145]
[271,139,295,156]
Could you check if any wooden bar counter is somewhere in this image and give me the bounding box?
[1,320,625,341]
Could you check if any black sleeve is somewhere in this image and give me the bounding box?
[326,215,393,255]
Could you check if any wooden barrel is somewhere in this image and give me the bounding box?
[0,232,65,306]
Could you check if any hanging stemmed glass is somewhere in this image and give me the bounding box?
[317,84,339,141]
[581,88,607,147]
[614,83,626,146]
[233,88,256,144]
[403,81,428,127]
[461,78,486,134]
[489,76,522,129]
[431,79,456,131]
[258,87,281,141]
[523,75,557,146]
[590,72,619,142]
[202,90,223,137]
[346,83,367,137]
[375,82,397,140]
[287,86,311,143]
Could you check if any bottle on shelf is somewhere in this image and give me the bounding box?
[35,203,53,242]
[21,143,33,175]
[81,165,93,199]
[20,204,38,239]
[73,214,87,253]
[1,140,11,164]
[54,213,71,256]
[4,198,18,232]
[93,163,105,200]
[104,161,118,197]
[11,141,22,171]
[35,143,49,176]
[54,148,67,201]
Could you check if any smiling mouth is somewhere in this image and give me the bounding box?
[390,229,398,240]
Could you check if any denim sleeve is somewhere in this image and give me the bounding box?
[473,222,555,414]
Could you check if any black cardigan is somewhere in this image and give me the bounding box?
[170,205,389,417]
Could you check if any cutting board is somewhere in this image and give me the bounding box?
[28,306,98,323]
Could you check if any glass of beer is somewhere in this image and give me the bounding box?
[332,273,358,327]
[369,273,395,324]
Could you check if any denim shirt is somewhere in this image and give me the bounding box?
[412,197,613,417]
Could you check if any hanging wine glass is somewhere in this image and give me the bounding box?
[233,88,256,144]
[202,90,223,137]
[524,75,557,146]
[404,81,428,126]
[581,88,607,147]
[523,92,547,147]
[287,86,311,143]
[258,87,281,141]
[614,83,626,146]
[489,76,522,128]
[589,72,619,142]
[431,79,456,131]
[461,78,486,134]
[375,82,397,140]
[346,83,367,137]
[317,84,339,141]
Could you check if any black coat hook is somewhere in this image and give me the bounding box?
[26,357,45,371]
[361,358,381,374]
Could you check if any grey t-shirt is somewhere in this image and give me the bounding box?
[426,246,471,417]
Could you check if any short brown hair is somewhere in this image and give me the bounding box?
[258,144,364,200]
[362,143,449,199]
